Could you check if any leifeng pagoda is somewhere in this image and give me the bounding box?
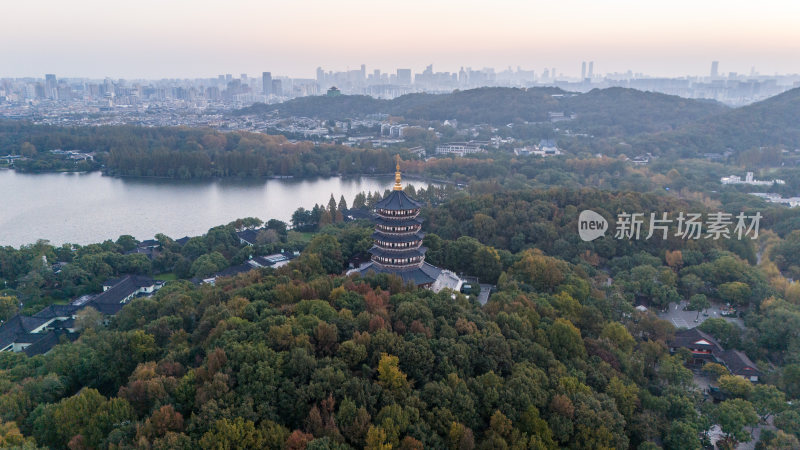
[349,156,461,291]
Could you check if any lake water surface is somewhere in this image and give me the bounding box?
[0,170,395,247]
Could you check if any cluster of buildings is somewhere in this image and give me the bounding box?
[720,171,785,186]
[749,192,800,208]
[48,149,94,161]
[380,122,415,138]
[0,72,302,125]
[314,64,539,96]
[0,275,163,356]
[513,139,562,157]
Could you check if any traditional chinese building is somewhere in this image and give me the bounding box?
[669,328,762,382]
[349,157,461,291]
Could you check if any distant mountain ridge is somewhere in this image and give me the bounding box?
[237,86,728,135]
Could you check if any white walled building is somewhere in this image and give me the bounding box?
[436,142,485,157]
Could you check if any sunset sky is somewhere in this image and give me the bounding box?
[3,0,800,79]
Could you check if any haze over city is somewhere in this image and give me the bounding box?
[3,0,800,79]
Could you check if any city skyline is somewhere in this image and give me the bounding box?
[3,0,800,79]
[4,59,800,85]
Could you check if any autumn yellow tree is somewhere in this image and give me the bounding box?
[377,353,410,397]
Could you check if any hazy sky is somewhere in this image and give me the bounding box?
[3,0,800,79]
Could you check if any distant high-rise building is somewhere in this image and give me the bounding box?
[316,67,324,84]
[396,69,412,85]
[711,61,719,78]
[225,74,232,82]
[262,72,272,96]
[226,79,243,96]
[587,61,594,79]
[45,74,57,100]
[271,79,282,96]
[206,86,221,101]
[581,62,586,80]
[360,64,366,81]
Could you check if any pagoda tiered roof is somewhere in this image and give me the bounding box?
[374,190,422,211]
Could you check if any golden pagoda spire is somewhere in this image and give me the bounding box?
[393,154,403,191]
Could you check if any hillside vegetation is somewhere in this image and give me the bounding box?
[238,87,728,134]
[638,87,800,154]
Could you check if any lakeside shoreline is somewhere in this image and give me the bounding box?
[3,165,457,185]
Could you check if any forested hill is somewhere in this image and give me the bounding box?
[391,87,566,125]
[237,87,566,124]
[639,87,800,154]
[238,94,387,120]
[237,86,728,133]
[563,87,728,137]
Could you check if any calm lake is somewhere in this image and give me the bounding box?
[0,170,397,247]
